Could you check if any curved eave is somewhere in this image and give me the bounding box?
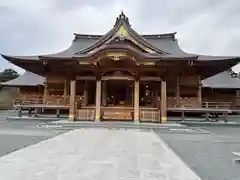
[197,55,240,61]
[195,56,240,65]
[1,54,45,75]
[124,25,169,54]
[38,56,72,60]
[142,32,177,39]
[73,33,102,40]
[1,54,39,61]
[77,29,116,54]
[194,56,240,79]
[72,44,198,61]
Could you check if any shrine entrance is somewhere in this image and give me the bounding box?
[101,78,134,121]
[103,80,133,107]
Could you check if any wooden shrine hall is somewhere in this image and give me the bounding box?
[2,12,240,123]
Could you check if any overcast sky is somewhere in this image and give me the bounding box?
[1,0,240,74]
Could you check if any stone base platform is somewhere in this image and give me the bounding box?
[0,129,201,180]
[41,120,187,130]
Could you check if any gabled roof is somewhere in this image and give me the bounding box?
[202,71,240,89]
[1,11,240,78]
[0,12,199,62]
[0,71,45,87]
[1,12,239,61]
[44,31,185,59]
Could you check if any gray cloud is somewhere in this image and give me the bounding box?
[49,0,110,12]
[0,0,240,73]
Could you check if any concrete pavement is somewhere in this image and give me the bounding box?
[0,128,201,180]
[157,126,240,180]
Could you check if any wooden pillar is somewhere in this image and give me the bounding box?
[134,80,140,122]
[132,83,134,106]
[83,80,88,106]
[63,79,68,105]
[152,91,156,107]
[161,81,167,123]
[102,81,107,106]
[154,91,159,108]
[69,80,76,121]
[95,80,101,121]
[176,76,180,106]
[197,76,202,107]
[43,83,48,104]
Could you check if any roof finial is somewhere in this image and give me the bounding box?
[120,10,126,19]
[114,11,130,27]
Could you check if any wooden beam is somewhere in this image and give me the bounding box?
[69,80,76,121]
[140,76,162,81]
[83,81,88,106]
[100,67,161,73]
[95,80,102,121]
[161,81,167,123]
[134,80,140,122]
[102,81,107,106]
[101,76,134,81]
[63,79,69,105]
[76,76,96,80]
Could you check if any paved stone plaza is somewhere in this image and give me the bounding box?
[0,128,201,180]
[0,111,66,157]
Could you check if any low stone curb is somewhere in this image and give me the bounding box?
[6,116,60,122]
[180,121,240,127]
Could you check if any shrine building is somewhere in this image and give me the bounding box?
[2,12,240,123]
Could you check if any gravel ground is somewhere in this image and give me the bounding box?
[156,126,240,180]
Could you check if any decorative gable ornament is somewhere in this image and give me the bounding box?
[117,26,129,39]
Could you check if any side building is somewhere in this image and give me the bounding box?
[1,12,240,122]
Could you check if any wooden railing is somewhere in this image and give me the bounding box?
[202,101,232,109]
[168,101,232,109]
[167,96,234,109]
[167,97,200,108]
[140,107,160,123]
[13,95,83,106]
[76,107,95,121]
[13,98,43,106]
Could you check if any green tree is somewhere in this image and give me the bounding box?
[0,68,20,82]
